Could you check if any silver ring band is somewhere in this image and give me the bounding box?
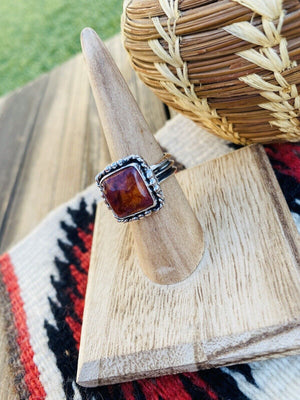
[95,153,176,222]
[151,153,176,183]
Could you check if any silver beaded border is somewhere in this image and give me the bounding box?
[95,155,165,222]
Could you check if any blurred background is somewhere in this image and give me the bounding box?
[0,0,123,96]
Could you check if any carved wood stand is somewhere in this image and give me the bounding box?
[77,29,300,387]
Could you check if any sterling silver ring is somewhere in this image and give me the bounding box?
[95,153,176,222]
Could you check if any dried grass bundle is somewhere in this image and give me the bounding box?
[122,0,300,144]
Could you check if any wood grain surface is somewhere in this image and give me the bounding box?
[0,34,168,399]
[77,145,300,387]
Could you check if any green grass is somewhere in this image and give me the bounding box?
[0,0,123,96]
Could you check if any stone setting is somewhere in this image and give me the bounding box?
[101,166,155,219]
[95,155,165,222]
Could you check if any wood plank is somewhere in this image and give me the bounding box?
[0,280,19,400]
[77,145,300,386]
[0,33,167,397]
[0,55,91,251]
[0,34,168,253]
[0,75,49,246]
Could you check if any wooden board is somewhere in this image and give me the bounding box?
[0,34,167,253]
[77,144,300,387]
[0,34,168,397]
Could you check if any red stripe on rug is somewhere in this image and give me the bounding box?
[65,314,81,350]
[70,263,87,299]
[265,143,300,181]
[71,224,94,275]
[77,223,94,252]
[121,382,136,400]
[72,245,90,275]
[183,372,219,400]
[139,375,192,400]
[0,253,46,400]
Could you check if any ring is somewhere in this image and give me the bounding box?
[95,153,176,222]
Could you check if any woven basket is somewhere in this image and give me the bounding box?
[122,0,300,144]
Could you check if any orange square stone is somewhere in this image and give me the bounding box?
[101,166,154,218]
